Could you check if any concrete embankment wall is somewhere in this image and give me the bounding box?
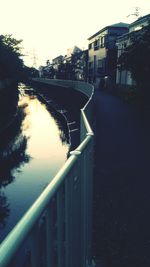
[31,78,88,109]
[31,78,95,151]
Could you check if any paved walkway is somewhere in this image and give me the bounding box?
[93,91,150,267]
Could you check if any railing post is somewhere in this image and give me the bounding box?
[80,148,87,267]
[45,200,55,267]
[10,258,17,267]
[65,173,72,267]
[57,185,64,267]
[79,135,94,267]
[30,224,40,267]
[86,135,94,266]
[68,151,83,267]
[80,111,86,142]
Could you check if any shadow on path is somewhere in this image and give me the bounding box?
[93,91,150,267]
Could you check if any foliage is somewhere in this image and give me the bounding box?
[56,51,87,80]
[0,34,23,55]
[0,34,24,80]
[40,50,88,81]
[21,66,39,81]
[42,65,55,79]
[118,22,150,89]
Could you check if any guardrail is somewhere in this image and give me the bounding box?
[0,79,94,267]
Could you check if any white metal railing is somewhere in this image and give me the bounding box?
[0,79,94,267]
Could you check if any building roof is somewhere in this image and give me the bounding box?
[52,55,63,61]
[130,14,150,25]
[130,13,150,28]
[88,22,129,40]
[117,13,150,42]
[110,22,129,28]
[66,46,82,58]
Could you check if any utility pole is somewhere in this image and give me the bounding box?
[32,49,38,69]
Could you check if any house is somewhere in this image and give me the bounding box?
[63,46,88,81]
[52,55,64,71]
[116,14,150,86]
[65,46,82,63]
[88,23,129,88]
[73,49,88,81]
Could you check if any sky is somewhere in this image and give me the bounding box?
[0,0,149,67]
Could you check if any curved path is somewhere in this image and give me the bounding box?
[93,91,150,266]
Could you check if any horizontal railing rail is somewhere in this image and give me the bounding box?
[0,79,94,267]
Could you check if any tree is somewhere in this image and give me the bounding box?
[118,22,150,92]
[0,34,24,81]
[21,66,39,81]
[0,34,23,55]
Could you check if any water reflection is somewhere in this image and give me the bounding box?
[34,93,70,145]
[0,84,70,241]
[0,107,30,185]
[0,191,9,229]
[0,103,30,228]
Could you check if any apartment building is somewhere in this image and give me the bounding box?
[116,14,150,86]
[88,23,129,88]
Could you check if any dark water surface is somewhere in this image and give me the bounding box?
[0,83,70,242]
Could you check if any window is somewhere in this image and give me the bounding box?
[134,25,142,31]
[97,59,103,68]
[97,59,105,74]
[94,40,98,50]
[88,43,92,49]
[100,36,105,48]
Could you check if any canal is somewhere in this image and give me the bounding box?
[0,83,70,242]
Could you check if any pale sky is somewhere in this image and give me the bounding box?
[0,0,149,67]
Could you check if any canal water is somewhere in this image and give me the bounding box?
[0,83,70,242]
